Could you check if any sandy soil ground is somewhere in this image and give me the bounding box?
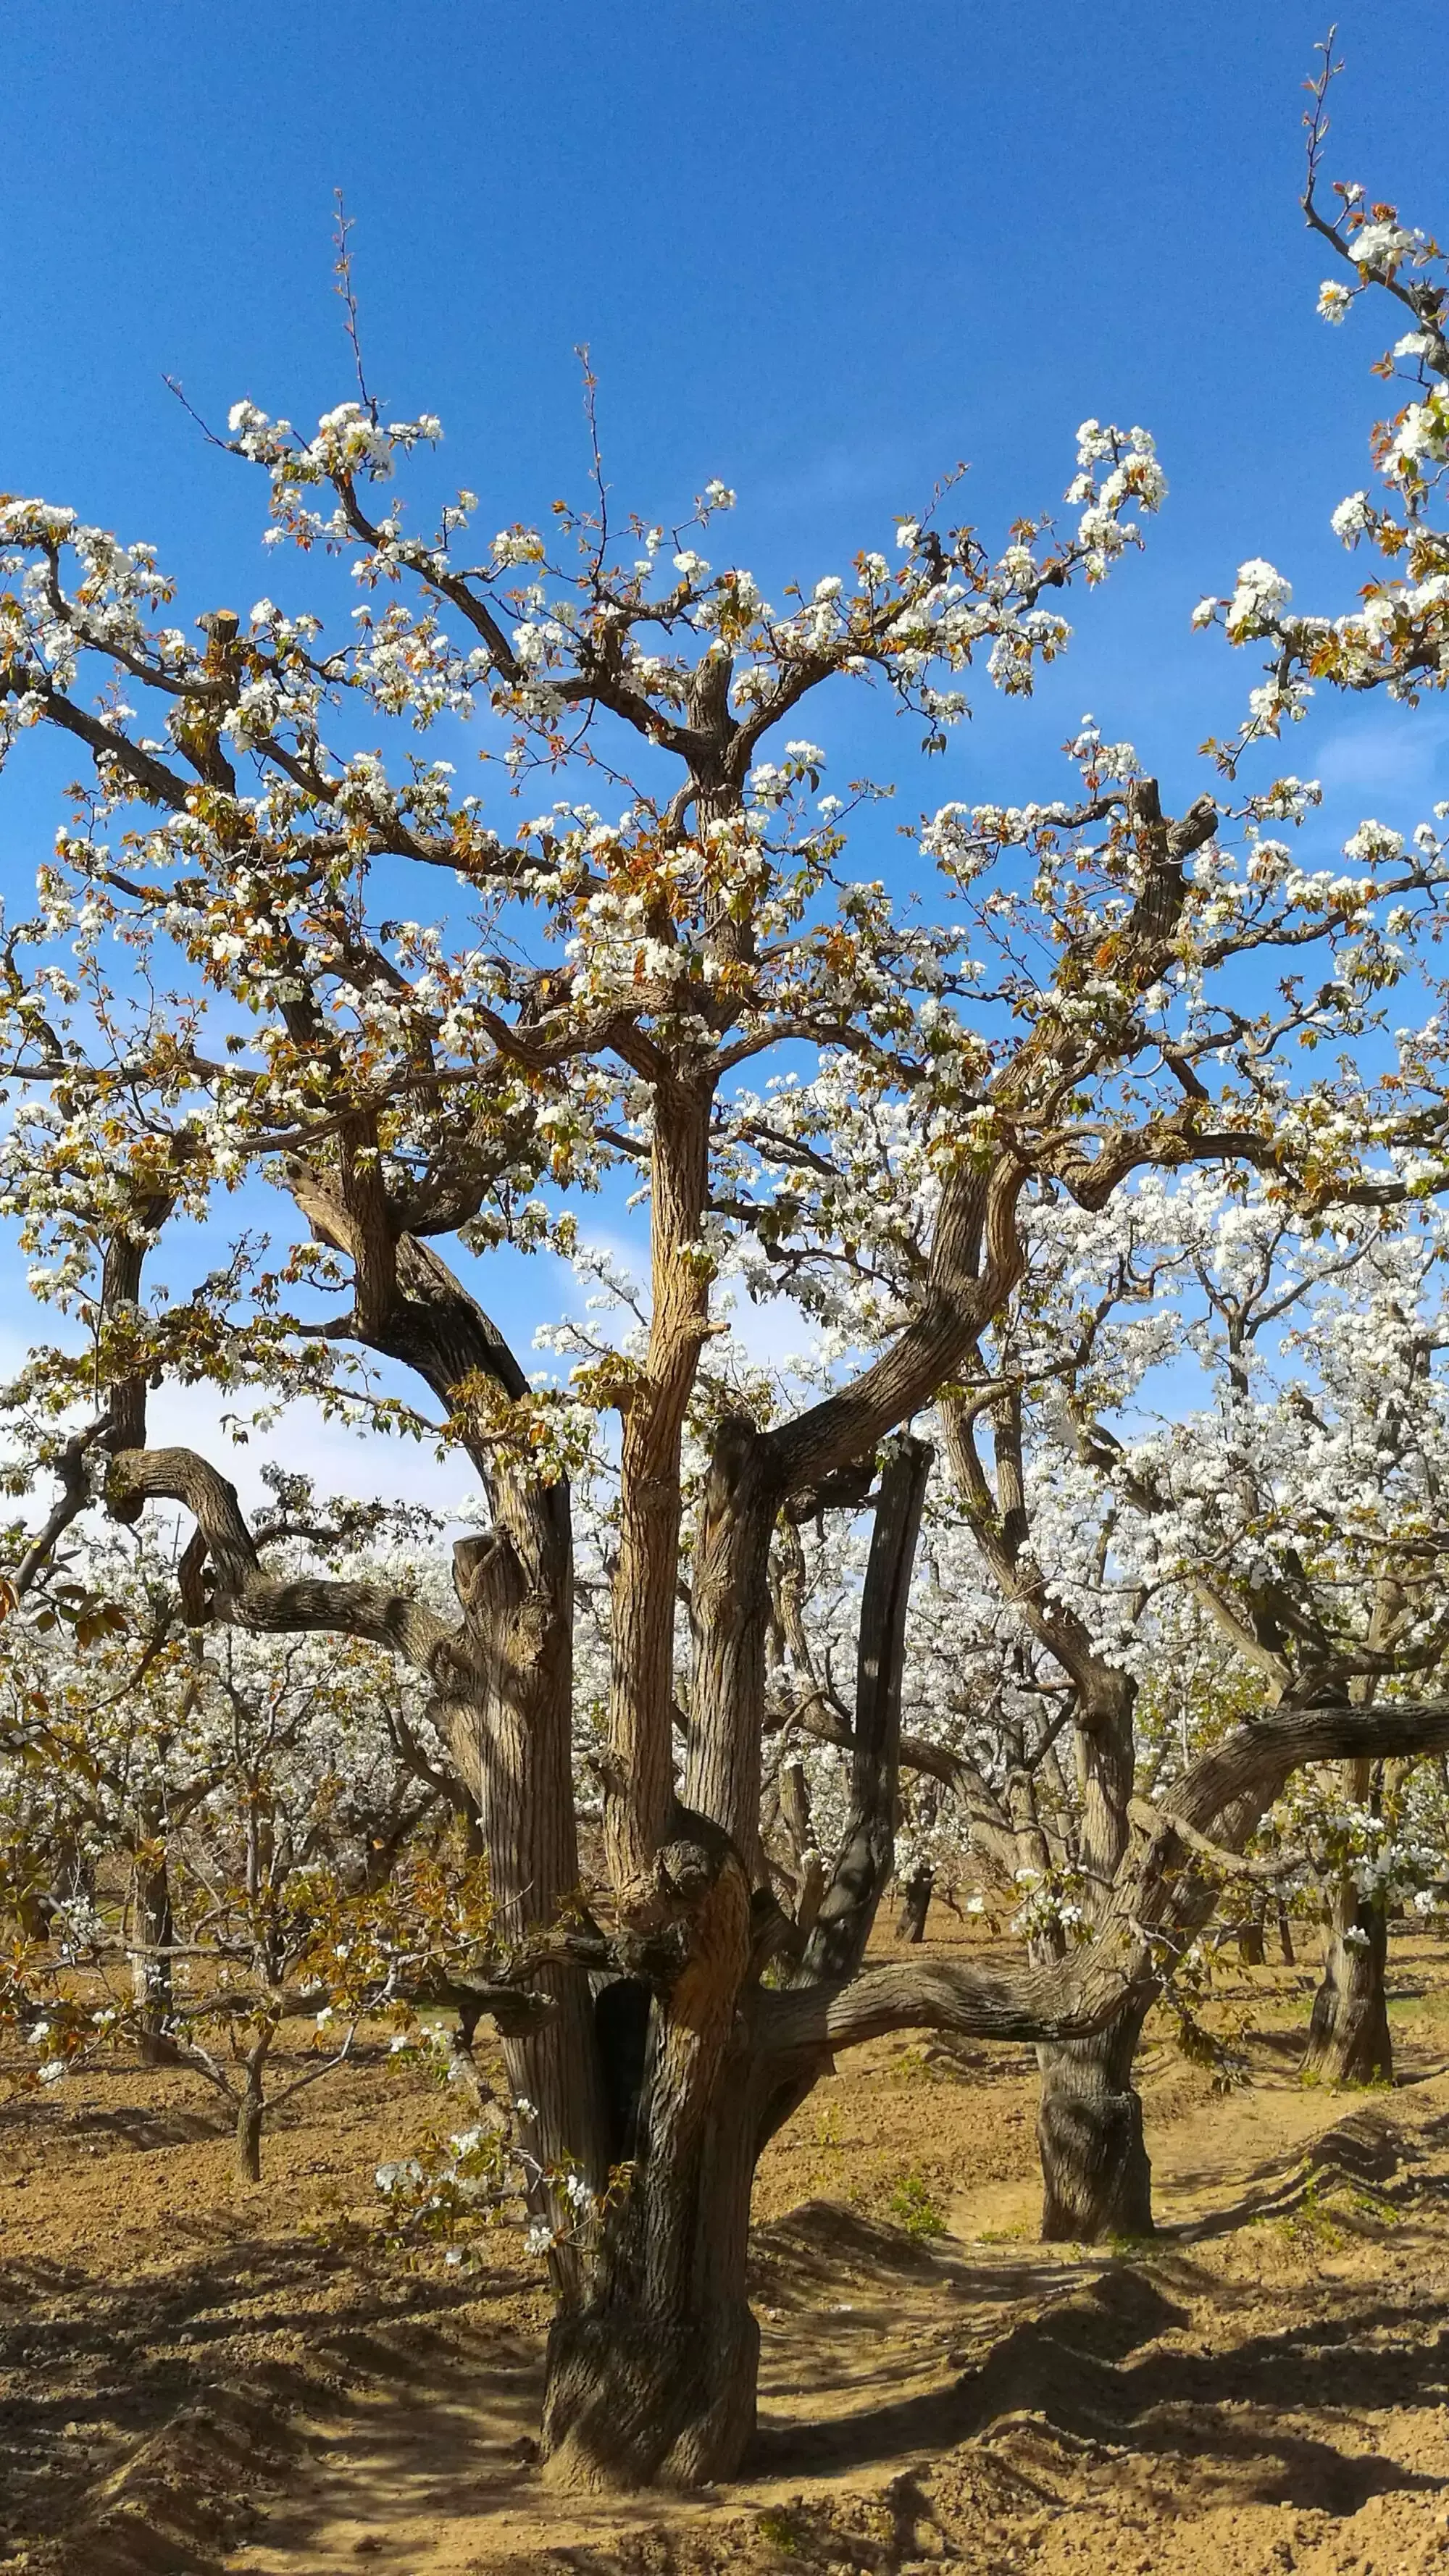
[7,1925,1449,2575]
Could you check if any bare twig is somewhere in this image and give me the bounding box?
[333,191,380,425]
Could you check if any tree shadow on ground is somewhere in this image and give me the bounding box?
[750,2251,1449,2517]
[0,2220,541,2567]
[1153,2099,1417,2239]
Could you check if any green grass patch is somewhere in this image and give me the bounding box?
[888,2171,948,2238]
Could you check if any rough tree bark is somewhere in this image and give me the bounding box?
[1032,1665,1150,2244]
[1302,1888,1392,2086]
[539,1830,759,2489]
[130,1837,176,2069]
[1300,1760,1392,2088]
[543,1433,933,2490]
[540,1068,769,2491]
[1036,1996,1153,2241]
[1237,1891,1269,1967]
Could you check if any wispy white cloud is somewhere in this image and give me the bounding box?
[145,1379,479,1519]
[1311,707,1449,802]
[0,1321,479,1531]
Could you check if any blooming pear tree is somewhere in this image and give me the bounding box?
[1077,1182,1449,2087]
[0,1509,520,2174]
[763,1129,1449,2230]
[712,801,1449,2229]
[12,244,1449,2485]
[1198,35,1449,771]
[743,1153,1173,2240]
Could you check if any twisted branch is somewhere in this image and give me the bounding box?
[756,1699,1449,2062]
[105,1445,455,1677]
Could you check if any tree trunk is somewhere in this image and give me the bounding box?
[130,1845,175,2067]
[802,1440,932,1986]
[235,2080,264,2182]
[1237,1890,1267,1967]
[16,1881,49,1941]
[546,1441,933,2491]
[1301,1885,1391,2086]
[362,1231,610,2262]
[940,1387,1156,2243]
[1277,1899,1295,1967]
[542,1854,759,2490]
[542,2277,759,2491]
[542,2192,759,2496]
[1036,1996,1153,2242]
[441,1534,607,2262]
[895,1865,934,1944]
[685,1413,774,1878]
[1030,1665,1149,2244]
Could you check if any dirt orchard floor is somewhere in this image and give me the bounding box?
[7,1922,1449,2575]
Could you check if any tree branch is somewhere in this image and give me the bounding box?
[756,1698,1449,2065]
[104,1446,454,1676]
[800,1434,932,1982]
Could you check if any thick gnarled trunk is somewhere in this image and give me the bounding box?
[441,1502,607,2259]
[1036,1996,1153,2242]
[543,1437,933,2491]
[377,1235,611,2251]
[541,2062,760,2490]
[1031,1678,1149,2243]
[543,2294,759,2493]
[542,1852,756,2489]
[1302,1885,1391,2087]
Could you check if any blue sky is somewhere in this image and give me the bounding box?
[2,1,1441,790]
[1,1,1445,1509]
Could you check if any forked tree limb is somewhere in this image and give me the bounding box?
[1161,1701,1449,1834]
[782,1686,972,1795]
[756,1699,1449,2063]
[160,1972,554,2036]
[13,1417,104,1598]
[759,782,1217,1507]
[1126,1795,1306,1884]
[13,1202,175,1599]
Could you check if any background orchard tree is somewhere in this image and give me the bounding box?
[934,1254,1163,2247]
[773,1129,1449,2231]
[722,1061,1449,2238]
[767,1155,1176,2246]
[0,1522,198,2054]
[1080,1184,1449,2088]
[10,197,1449,2486]
[0,1507,506,2171]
